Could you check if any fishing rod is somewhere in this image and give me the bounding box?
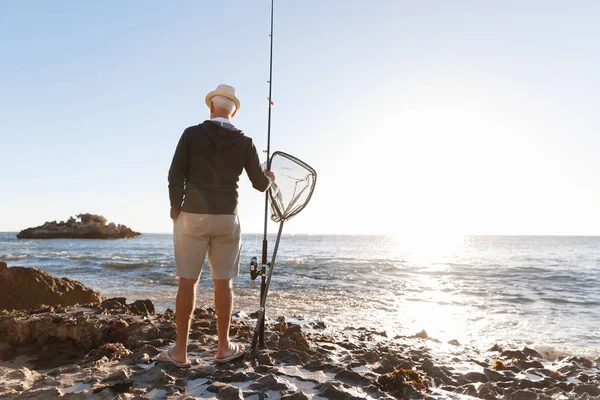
[249,0,275,350]
[248,0,317,352]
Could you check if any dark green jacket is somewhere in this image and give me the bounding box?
[168,120,270,214]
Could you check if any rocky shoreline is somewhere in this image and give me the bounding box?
[17,214,140,239]
[0,265,599,399]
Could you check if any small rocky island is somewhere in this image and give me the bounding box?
[17,213,141,239]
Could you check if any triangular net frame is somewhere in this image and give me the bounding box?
[266,151,316,222]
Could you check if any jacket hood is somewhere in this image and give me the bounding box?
[202,120,245,149]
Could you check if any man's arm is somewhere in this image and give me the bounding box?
[168,129,190,219]
[245,139,273,192]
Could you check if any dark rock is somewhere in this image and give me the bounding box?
[17,213,140,239]
[455,383,478,397]
[281,391,310,400]
[316,381,365,400]
[338,340,359,350]
[522,347,543,359]
[429,366,457,386]
[0,261,7,270]
[483,367,515,382]
[516,359,544,370]
[85,342,131,362]
[507,389,538,400]
[447,339,461,346]
[360,350,380,363]
[256,351,275,365]
[500,349,526,360]
[128,299,155,315]
[10,387,62,399]
[310,321,327,329]
[564,356,594,369]
[489,343,503,352]
[420,358,434,372]
[217,385,243,400]
[464,371,488,383]
[414,329,428,339]
[477,382,499,399]
[576,372,590,382]
[272,349,303,364]
[249,373,290,391]
[102,369,131,383]
[574,384,600,396]
[373,354,404,374]
[278,324,310,351]
[0,265,105,311]
[334,370,372,386]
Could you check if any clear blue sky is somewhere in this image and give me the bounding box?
[1,1,599,235]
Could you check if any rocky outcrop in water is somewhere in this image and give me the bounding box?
[16,213,140,239]
[0,262,105,311]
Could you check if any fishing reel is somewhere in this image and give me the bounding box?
[249,256,270,280]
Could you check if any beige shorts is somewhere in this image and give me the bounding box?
[173,212,241,280]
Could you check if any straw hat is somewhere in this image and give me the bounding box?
[205,84,240,110]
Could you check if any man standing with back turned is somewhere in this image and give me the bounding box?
[159,84,274,367]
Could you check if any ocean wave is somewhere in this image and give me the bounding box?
[0,254,28,261]
[542,297,600,306]
[102,262,151,270]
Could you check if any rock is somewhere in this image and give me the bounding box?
[484,367,514,382]
[501,349,526,360]
[10,386,62,399]
[128,299,155,315]
[522,347,543,359]
[507,389,538,400]
[0,311,104,350]
[0,265,105,310]
[278,324,310,351]
[281,391,310,400]
[0,261,7,271]
[334,369,372,386]
[217,385,243,400]
[102,369,131,383]
[17,213,140,239]
[85,343,131,362]
[477,382,499,399]
[447,339,461,346]
[272,349,303,365]
[248,373,290,391]
[464,371,488,383]
[360,350,380,363]
[316,381,365,400]
[414,329,428,339]
[574,384,600,396]
[489,343,503,352]
[455,383,478,397]
[373,354,404,374]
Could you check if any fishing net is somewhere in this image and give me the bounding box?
[265,151,317,222]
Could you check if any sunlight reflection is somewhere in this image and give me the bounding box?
[392,231,466,266]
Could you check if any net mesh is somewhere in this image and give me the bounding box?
[265,151,317,222]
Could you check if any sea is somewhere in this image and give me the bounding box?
[1,233,599,360]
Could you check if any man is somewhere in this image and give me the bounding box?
[159,84,274,367]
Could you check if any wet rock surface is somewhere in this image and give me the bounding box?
[1,301,598,399]
[0,270,599,399]
[16,213,140,239]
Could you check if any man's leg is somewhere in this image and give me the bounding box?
[213,278,239,358]
[169,277,197,363]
